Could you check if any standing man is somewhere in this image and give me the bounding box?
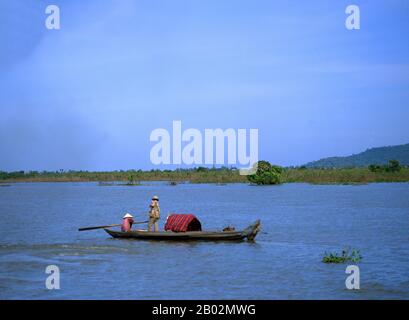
[148,195,160,232]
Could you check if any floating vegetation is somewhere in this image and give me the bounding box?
[123,181,141,186]
[322,248,362,264]
[98,182,115,186]
[98,181,141,186]
[125,175,141,186]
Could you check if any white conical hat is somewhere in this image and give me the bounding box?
[123,213,133,219]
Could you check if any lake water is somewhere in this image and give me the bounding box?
[0,182,408,299]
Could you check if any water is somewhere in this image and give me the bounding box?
[0,182,408,299]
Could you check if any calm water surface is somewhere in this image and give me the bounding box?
[0,182,408,299]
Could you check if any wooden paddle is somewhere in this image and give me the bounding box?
[78,220,149,232]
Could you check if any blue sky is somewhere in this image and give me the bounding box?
[0,0,408,171]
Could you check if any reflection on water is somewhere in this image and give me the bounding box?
[0,182,408,299]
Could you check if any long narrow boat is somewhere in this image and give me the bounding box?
[105,220,261,242]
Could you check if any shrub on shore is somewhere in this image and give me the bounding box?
[369,159,402,173]
[247,161,283,185]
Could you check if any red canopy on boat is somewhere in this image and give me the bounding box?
[164,214,202,232]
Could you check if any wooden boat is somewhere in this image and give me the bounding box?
[104,220,261,242]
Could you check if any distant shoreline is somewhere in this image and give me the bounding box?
[1,167,409,184]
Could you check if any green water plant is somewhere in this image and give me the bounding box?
[322,248,362,264]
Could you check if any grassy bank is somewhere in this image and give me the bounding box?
[0,168,247,184]
[282,167,409,184]
[1,167,409,184]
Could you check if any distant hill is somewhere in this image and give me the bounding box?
[304,143,409,168]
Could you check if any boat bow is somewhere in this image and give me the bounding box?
[242,220,261,241]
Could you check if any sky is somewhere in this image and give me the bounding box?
[0,0,408,171]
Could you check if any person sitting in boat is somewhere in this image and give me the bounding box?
[121,213,134,232]
[148,196,160,232]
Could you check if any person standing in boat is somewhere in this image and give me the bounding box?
[148,195,160,232]
[121,213,134,232]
